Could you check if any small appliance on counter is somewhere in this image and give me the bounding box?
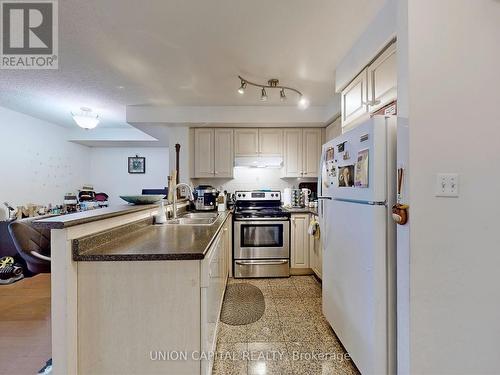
[193,185,219,211]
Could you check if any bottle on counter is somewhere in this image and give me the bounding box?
[217,192,227,212]
[154,201,167,224]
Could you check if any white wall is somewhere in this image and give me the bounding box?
[404,0,500,373]
[89,147,169,205]
[0,106,90,207]
[335,0,397,92]
[194,168,316,194]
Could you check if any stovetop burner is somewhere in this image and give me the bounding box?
[234,207,290,219]
[233,190,289,219]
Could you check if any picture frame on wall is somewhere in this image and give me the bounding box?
[128,156,146,174]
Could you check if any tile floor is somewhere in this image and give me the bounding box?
[213,276,359,375]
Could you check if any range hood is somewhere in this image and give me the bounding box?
[234,156,283,168]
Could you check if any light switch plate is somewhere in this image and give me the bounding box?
[436,173,459,197]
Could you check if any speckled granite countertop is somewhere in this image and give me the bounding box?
[33,204,160,229]
[72,211,232,261]
[283,207,318,215]
[33,200,191,229]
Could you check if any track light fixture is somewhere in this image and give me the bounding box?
[260,87,268,101]
[237,75,309,109]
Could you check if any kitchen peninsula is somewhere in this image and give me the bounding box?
[34,203,232,375]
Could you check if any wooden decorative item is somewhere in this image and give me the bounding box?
[175,144,181,198]
[392,167,409,225]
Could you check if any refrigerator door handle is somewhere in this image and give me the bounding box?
[317,196,332,200]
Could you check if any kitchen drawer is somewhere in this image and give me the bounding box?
[234,259,290,278]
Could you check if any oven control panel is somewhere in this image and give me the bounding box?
[234,191,281,201]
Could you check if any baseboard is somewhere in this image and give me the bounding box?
[290,268,314,276]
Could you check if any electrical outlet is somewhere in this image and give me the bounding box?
[435,173,459,197]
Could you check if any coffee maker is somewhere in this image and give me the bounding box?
[193,185,219,211]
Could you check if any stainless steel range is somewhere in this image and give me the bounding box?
[233,191,290,278]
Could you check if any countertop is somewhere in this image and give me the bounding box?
[33,200,190,229]
[33,204,159,229]
[283,207,318,215]
[72,211,232,261]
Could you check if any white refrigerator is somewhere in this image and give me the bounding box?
[318,115,397,375]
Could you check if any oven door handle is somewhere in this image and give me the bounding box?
[235,260,289,266]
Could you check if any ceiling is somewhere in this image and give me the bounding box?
[0,0,386,129]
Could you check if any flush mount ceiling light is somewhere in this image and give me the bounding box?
[237,75,309,109]
[71,107,99,129]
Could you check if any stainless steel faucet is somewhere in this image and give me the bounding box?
[172,183,195,219]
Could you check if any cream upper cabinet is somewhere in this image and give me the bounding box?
[341,68,369,128]
[291,214,309,269]
[368,42,397,112]
[234,129,259,156]
[214,129,233,178]
[283,129,303,178]
[193,128,233,178]
[340,41,397,129]
[302,128,322,177]
[258,129,283,156]
[282,128,322,178]
[194,128,215,177]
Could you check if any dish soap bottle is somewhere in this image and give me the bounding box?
[154,200,167,224]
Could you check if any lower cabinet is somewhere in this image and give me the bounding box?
[201,215,231,375]
[76,214,232,375]
[290,212,323,278]
[290,214,310,269]
[309,214,323,279]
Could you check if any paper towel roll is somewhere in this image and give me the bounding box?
[283,188,292,207]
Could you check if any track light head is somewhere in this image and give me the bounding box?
[260,87,268,101]
[298,96,310,110]
[238,80,247,95]
[280,89,287,102]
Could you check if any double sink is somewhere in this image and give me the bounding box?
[166,212,220,226]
